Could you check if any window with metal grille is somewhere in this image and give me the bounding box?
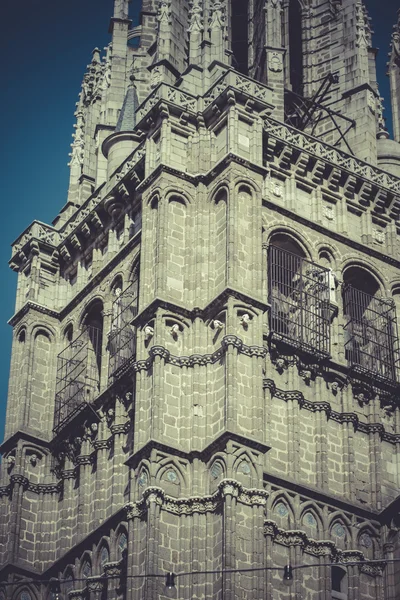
[108,277,139,384]
[268,245,330,357]
[54,325,102,430]
[343,285,399,382]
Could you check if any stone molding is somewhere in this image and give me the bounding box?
[86,576,105,593]
[264,380,400,444]
[125,479,269,519]
[264,520,384,577]
[135,336,266,373]
[103,561,123,579]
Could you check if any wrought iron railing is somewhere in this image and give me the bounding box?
[268,245,330,357]
[108,281,138,384]
[343,286,400,382]
[54,326,102,429]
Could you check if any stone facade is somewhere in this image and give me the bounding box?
[1,1,400,599]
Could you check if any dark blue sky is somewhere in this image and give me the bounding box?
[0,0,398,442]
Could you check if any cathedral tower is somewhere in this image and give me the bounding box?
[1,1,400,599]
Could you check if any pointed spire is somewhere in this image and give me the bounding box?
[115,75,139,132]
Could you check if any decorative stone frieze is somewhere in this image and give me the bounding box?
[264,380,400,444]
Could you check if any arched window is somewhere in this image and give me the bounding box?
[343,267,399,381]
[268,234,330,356]
[100,546,109,568]
[331,566,347,599]
[118,532,128,557]
[81,560,92,579]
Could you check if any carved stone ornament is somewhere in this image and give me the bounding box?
[188,0,204,33]
[212,319,224,331]
[170,324,180,339]
[367,90,376,113]
[29,453,38,466]
[274,357,288,373]
[268,52,283,73]
[372,228,385,244]
[150,67,162,89]
[86,577,105,593]
[6,455,15,469]
[323,203,335,221]
[272,183,283,197]
[158,0,171,24]
[329,380,343,395]
[240,313,251,329]
[360,562,386,577]
[103,561,122,578]
[144,325,154,341]
[209,0,226,31]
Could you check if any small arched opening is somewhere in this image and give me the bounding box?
[331,566,348,600]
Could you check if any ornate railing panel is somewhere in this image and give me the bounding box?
[344,286,400,383]
[54,326,102,430]
[268,245,330,357]
[108,281,138,384]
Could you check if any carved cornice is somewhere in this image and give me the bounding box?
[264,380,400,444]
[9,232,141,327]
[28,482,61,494]
[126,430,270,470]
[132,288,268,330]
[264,116,400,196]
[125,480,269,519]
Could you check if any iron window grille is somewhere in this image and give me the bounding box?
[268,245,330,358]
[108,280,138,384]
[343,285,400,383]
[54,325,102,429]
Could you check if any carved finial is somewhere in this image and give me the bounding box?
[209,0,226,31]
[189,0,204,33]
[158,0,171,24]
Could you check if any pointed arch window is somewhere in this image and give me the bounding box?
[268,238,330,357]
[108,263,140,383]
[343,268,399,383]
